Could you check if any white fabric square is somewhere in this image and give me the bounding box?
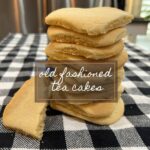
[63,115,88,131]
[0,96,6,105]
[130,95,150,104]
[0,82,14,90]
[110,116,134,130]
[122,147,149,150]
[123,80,137,88]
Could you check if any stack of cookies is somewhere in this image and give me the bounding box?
[45,7,133,125]
[2,7,133,140]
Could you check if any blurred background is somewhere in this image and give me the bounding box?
[0,0,150,49]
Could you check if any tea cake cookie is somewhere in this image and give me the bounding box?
[45,41,124,60]
[45,7,133,35]
[48,26,127,47]
[3,78,48,140]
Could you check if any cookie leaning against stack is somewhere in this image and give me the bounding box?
[45,7,133,125]
[3,78,48,140]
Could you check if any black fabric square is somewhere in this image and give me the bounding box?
[138,53,148,58]
[138,87,150,96]
[24,58,35,62]
[0,106,5,117]
[127,76,143,82]
[89,130,120,148]
[125,104,144,116]
[129,59,140,63]
[0,133,15,148]
[1,59,12,63]
[8,88,19,97]
[131,48,141,53]
[28,54,36,58]
[24,57,35,63]
[7,53,16,57]
[21,67,33,71]
[15,76,30,82]
[46,106,63,116]
[136,127,150,146]
[30,45,38,48]
[0,67,8,72]
[40,131,66,149]
[7,49,18,58]
[0,46,5,49]
[141,66,150,71]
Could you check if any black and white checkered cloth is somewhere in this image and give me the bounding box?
[0,33,150,150]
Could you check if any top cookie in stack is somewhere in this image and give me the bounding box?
[45,7,132,35]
